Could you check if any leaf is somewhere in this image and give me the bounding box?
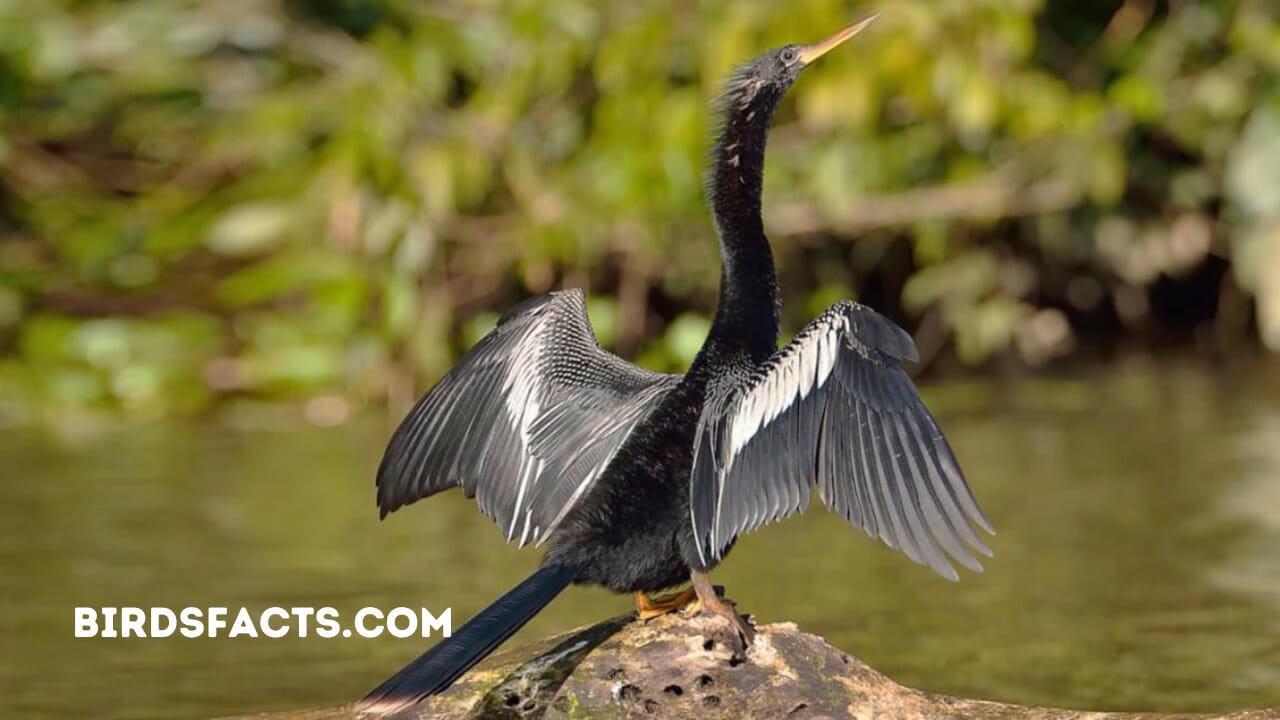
[1226,105,1280,220]
[207,202,295,256]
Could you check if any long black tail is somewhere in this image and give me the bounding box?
[358,564,578,713]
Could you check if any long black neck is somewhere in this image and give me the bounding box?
[696,83,785,371]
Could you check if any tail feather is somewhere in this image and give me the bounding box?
[358,564,578,713]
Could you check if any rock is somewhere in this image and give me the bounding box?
[227,613,1280,720]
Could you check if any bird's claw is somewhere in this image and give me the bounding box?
[687,571,755,651]
[687,594,753,649]
[677,597,703,618]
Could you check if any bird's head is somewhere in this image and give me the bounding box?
[720,15,877,110]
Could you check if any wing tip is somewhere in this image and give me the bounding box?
[975,515,996,536]
[374,468,404,519]
[931,559,961,582]
[377,493,407,519]
[933,550,987,581]
[953,550,985,575]
[844,303,920,363]
[938,518,995,575]
[897,332,921,364]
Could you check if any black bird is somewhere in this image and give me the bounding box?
[361,15,992,713]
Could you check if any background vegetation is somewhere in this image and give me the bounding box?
[1,0,1278,426]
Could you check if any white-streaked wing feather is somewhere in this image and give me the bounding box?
[377,289,678,546]
[689,301,993,579]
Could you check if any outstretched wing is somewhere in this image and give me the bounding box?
[378,289,678,546]
[689,300,993,580]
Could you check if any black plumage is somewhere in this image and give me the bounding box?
[688,301,993,579]
[361,15,992,713]
[376,291,679,546]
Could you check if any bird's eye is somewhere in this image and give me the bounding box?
[780,48,798,64]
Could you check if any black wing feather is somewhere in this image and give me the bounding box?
[377,289,678,545]
[690,300,993,579]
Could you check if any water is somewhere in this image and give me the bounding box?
[2,355,1279,718]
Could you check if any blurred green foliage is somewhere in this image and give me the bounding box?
[0,0,1277,425]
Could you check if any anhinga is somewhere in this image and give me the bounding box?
[361,15,992,713]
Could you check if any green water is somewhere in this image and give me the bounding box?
[3,356,1280,718]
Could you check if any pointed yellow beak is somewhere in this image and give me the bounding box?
[797,14,878,65]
